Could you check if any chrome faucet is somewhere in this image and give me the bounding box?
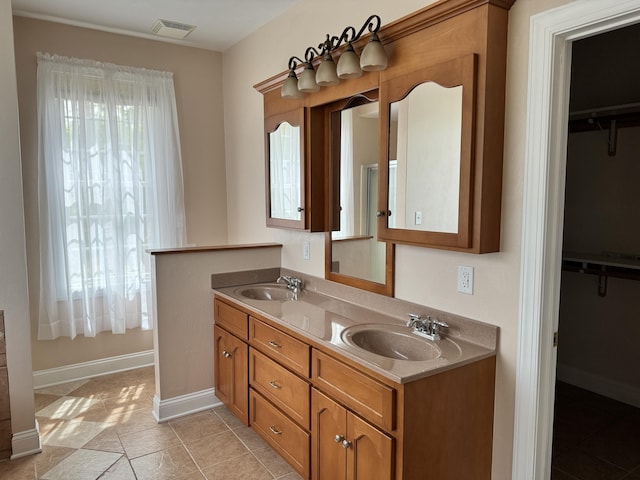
[277,275,304,300]
[406,313,449,341]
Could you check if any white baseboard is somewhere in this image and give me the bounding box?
[32,350,154,389]
[557,363,640,409]
[11,426,42,459]
[153,389,222,423]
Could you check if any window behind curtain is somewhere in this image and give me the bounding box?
[37,53,186,340]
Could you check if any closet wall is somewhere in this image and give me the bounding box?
[558,23,640,406]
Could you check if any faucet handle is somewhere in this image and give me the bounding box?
[431,319,449,329]
[407,313,422,326]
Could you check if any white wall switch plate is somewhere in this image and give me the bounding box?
[457,265,474,294]
[414,211,423,225]
[303,241,310,260]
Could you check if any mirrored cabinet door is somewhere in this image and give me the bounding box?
[265,109,306,229]
[378,54,477,249]
[324,94,394,296]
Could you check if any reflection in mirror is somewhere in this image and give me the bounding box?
[330,101,387,285]
[269,121,301,221]
[388,82,463,233]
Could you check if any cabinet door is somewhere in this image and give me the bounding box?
[347,413,394,480]
[214,325,249,425]
[311,388,347,480]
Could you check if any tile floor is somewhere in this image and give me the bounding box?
[0,367,303,479]
[552,381,640,480]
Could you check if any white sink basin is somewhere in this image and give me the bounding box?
[234,284,293,301]
[341,323,442,361]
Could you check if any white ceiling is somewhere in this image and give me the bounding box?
[11,0,301,52]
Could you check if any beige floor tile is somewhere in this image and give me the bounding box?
[35,379,89,396]
[130,444,200,480]
[40,448,121,480]
[34,445,76,478]
[96,455,137,480]
[119,424,181,459]
[212,405,246,429]
[36,395,103,420]
[112,407,160,437]
[184,430,249,471]
[169,411,229,443]
[201,451,273,480]
[0,454,36,479]
[233,425,269,451]
[34,393,62,412]
[41,418,112,449]
[102,390,154,414]
[82,426,124,453]
[276,473,304,480]
[253,446,296,477]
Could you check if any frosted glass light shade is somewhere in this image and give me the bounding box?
[281,71,301,98]
[337,44,362,79]
[316,54,340,86]
[298,63,320,93]
[360,33,388,71]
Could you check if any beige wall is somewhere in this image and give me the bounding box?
[221,0,575,478]
[12,16,228,371]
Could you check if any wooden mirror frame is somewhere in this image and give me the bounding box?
[322,92,395,297]
[378,54,478,249]
[264,109,306,229]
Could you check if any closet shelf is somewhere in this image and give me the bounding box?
[562,251,640,296]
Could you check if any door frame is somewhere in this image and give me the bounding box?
[513,1,640,479]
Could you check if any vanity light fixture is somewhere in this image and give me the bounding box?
[281,14,388,99]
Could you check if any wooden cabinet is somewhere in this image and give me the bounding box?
[214,294,496,479]
[250,388,311,478]
[312,388,393,480]
[255,0,515,253]
[214,324,248,425]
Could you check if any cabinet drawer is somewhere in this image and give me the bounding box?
[250,347,310,429]
[250,317,310,377]
[312,349,395,431]
[250,389,310,478]
[214,298,248,340]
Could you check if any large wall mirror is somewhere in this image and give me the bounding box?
[324,92,394,296]
[378,54,477,249]
[265,109,306,229]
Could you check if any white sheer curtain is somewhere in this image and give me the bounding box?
[338,109,355,237]
[36,53,186,340]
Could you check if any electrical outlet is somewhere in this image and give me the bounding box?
[303,241,310,260]
[457,265,474,294]
[414,211,423,225]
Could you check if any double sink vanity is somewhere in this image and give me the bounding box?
[213,274,497,479]
[210,0,515,478]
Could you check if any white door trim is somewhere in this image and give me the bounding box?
[514,1,640,479]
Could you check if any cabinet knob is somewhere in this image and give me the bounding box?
[376,210,386,217]
[297,207,304,212]
[222,350,232,358]
[268,380,282,389]
[334,434,344,443]
[269,425,282,436]
[341,439,352,449]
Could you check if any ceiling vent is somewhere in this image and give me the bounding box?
[151,19,196,40]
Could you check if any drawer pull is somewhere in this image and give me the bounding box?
[222,350,232,358]
[268,380,282,389]
[269,425,282,435]
[268,340,281,349]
